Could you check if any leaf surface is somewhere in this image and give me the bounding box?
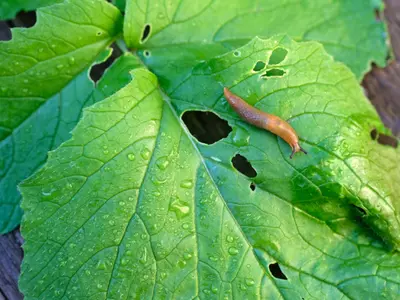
[124,0,386,84]
[0,0,123,233]
[20,36,400,299]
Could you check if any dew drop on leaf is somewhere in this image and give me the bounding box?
[141,148,151,160]
[127,153,135,161]
[180,179,193,189]
[245,278,255,286]
[156,156,170,170]
[228,247,239,255]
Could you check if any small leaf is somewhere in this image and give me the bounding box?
[20,37,400,298]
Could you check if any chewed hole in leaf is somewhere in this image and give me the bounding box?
[233,50,241,57]
[268,47,288,65]
[182,110,232,145]
[262,69,286,78]
[370,129,398,148]
[374,9,382,21]
[7,11,37,28]
[141,24,151,42]
[144,50,151,57]
[231,154,257,178]
[89,45,121,83]
[351,204,367,216]
[269,263,288,280]
[250,182,256,191]
[253,61,266,72]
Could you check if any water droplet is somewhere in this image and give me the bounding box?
[228,247,239,255]
[23,88,28,93]
[121,258,128,266]
[212,286,218,294]
[203,289,211,295]
[1,87,7,92]
[69,57,75,64]
[119,201,126,206]
[232,126,250,147]
[160,272,167,279]
[182,223,189,229]
[23,79,29,83]
[141,233,147,240]
[109,220,115,225]
[209,256,218,262]
[169,197,190,219]
[141,148,151,160]
[156,156,170,170]
[245,278,255,286]
[184,252,192,260]
[180,179,193,189]
[140,248,148,264]
[38,48,44,53]
[157,12,165,19]
[57,64,63,70]
[51,44,56,48]
[226,235,234,242]
[127,153,135,161]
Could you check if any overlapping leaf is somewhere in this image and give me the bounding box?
[0,0,123,233]
[125,0,387,86]
[20,36,400,299]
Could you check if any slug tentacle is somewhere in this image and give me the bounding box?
[223,87,307,158]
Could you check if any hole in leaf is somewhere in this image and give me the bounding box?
[0,22,12,41]
[6,11,36,28]
[262,69,286,78]
[141,24,151,42]
[144,50,151,57]
[350,204,367,216]
[231,154,257,178]
[374,9,382,21]
[182,111,232,145]
[268,47,288,65]
[370,129,398,148]
[89,44,121,83]
[269,263,287,280]
[250,182,256,191]
[253,61,266,72]
[370,128,378,140]
[233,50,241,57]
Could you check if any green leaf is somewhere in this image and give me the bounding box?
[125,0,386,83]
[0,0,63,20]
[0,53,141,234]
[20,37,400,299]
[0,0,123,233]
[0,0,122,140]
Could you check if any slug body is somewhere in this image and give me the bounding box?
[223,87,307,158]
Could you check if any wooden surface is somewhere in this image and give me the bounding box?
[1,1,400,299]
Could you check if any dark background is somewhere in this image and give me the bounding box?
[1,1,400,299]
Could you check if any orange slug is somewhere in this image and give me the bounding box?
[223,87,307,159]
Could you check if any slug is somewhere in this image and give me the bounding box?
[223,87,307,159]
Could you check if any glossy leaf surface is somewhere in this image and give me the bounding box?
[0,0,123,233]
[20,37,400,299]
[125,0,387,84]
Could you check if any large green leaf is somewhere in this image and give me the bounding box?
[0,0,63,20]
[125,0,386,85]
[20,37,400,299]
[0,0,123,233]
[0,53,141,234]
